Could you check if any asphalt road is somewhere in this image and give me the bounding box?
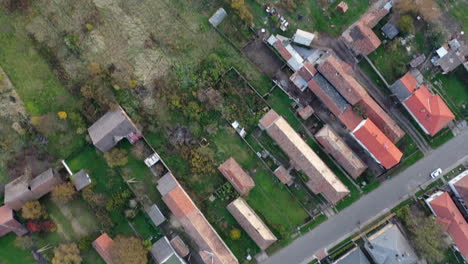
[262,130,468,264]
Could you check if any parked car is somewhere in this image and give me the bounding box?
[431,168,442,179]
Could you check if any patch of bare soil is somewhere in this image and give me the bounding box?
[7,146,55,180]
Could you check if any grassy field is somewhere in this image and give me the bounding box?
[0,9,84,158]
[358,59,389,94]
[0,233,35,264]
[246,0,369,36]
[368,43,411,84]
[431,68,468,119]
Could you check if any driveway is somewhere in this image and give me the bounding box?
[262,130,468,264]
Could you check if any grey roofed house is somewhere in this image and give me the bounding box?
[334,247,370,264]
[70,170,91,191]
[146,204,166,226]
[151,236,186,264]
[409,54,426,68]
[381,23,399,39]
[364,224,418,264]
[5,168,62,210]
[434,39,468,74]
[88,106,142,152]
[209,8,227,27]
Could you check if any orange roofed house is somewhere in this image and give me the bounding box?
[157,172,238,264]
[93,233,114,264]
[426,192,468,258]
[351,119,403,169]
[390,71,455,136]
[259,109,350,204]
[218,158,255,196]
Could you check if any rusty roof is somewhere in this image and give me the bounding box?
[218,158,255,196]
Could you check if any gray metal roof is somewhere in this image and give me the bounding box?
[365,224,418,264]
[87,107,139,152]
[334,247,370,264]
[146,204,166,226]
[312,74,349,112]
[381,23,399,39]
[208,8,227,27]
[70,170,92,191]
[389,80,412,101]
[157,173,178,196]
[151,237,186,264]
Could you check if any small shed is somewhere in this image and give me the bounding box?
[337,1,349,13]
[381,23,399,39]
[297,105,314,120]
[170,236,190,258]
[209,8,227,27]
[409,54,426,68]
[145,204,166,226]
[293,29,315,46]
[144,153,160,168]
[151,236,186,264]
[70,170,92,191]
[436,47,448,58]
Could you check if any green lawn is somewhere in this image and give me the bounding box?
[246,0,370,36]
[0,233,35,264]
[447,1,468,33]
[358,59,389,94]
[428,129,454,148]
[368,43,411,84]
[432,68,468,119]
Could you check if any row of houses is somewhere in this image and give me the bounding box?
[269,32,404,170]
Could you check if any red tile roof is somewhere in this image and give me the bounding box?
[337,107,363,131]
[93,233,114,264]
[273,40,292,61]
[359,95,405,143]
[399,72,418,93]
[337,1,348,13]
[315,125,367,179]
[352,119,403,169]
[429,192,468,258]
[298,61,317,81]
[260,110,350,204]
[163,186,197,219]
[317,55,368,105]
[218,158,255,196]
[403,85,455,136]
[273,166,294,186]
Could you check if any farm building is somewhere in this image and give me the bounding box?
[4,168,62,210]
[426,191,468,259]
[433,39,468,74]
[267,35,304,71]
[0,205,28,237]
[351,119,402,169]
[315,125,367,179]
[227,198,277,250]
[290,61,317,91]
[218,158,255,196]
[170,235,190,258]
[88,106,142,152]
[293,29,315,47]
[93,233,114,264]
[157,173,238,264]
[390,71,455,136]
[150,236,186,264]
[259,109,350,204]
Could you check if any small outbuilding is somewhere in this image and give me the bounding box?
[0,205,28,237]
[381,23,399,39]
[145,204,166,226]
[293,29,315,47]
[93,233,114,264]
[218,157,255,196]
[273,166,294,186]
[70,170,92,191]
[336,1,349,13]
[170,235,190,258]
[209,8,227,27]
[297,105,314,120]
[151,236,186,264]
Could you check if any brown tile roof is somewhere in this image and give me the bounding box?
[227,198,277,250]
[273,40,292,61]
[403,85,455,136]
[352,119,403,169]
[358,95,405,143]
[0,205,28,237]
[273,166,294,186]
[315,125,367,179]
[259,109,280,129]
[93,233,114,264]
[451,170,468,204]
[260,110,350,204]
[360,8,389,28]
[297,105,314,120]
[170,235,190,258]
[158,173,238,264]
[218,158,255,196]
[337,107,363,131]
[317,55,367,105]
[298,61,317,81]
[429,192,468,258]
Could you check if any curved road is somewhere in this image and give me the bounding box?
[262,131,468,264]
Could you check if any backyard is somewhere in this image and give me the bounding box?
[431,67,468,120]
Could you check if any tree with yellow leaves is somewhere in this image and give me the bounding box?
[110,236,148,264]
[51,182,77,205]
[57,111,68,119]
[21,201,45,220]
[52,243,82,264]
[231,0,253,25]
